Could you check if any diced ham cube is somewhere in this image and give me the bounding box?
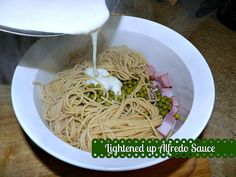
[146,64,156,80]
[172,96,179,107]
[157,113,176,137]
[158,73,172,88]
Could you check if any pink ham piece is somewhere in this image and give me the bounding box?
[153,72,159,81]
[157,73,172,88]
[172,96,179,107]
[146,65,172,89]
[170,106,178,115]
[157,112,176,137]
[146,64,156,80]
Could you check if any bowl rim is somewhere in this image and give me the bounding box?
[11,15,215,171]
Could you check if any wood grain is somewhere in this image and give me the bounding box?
[0,85,211,177]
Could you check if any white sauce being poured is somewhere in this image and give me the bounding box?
[84,68,122,95]
[91,31,99,76]
[87,13,123,95]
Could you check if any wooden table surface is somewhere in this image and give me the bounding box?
[0,85,211,177]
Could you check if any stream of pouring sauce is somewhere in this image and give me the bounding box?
[91,31,99,76]
[0,0,122,94]
[88,31,122,95]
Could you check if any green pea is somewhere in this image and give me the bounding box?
[144,111,149,116]
[96,84,101,88]
[174,113,180,119]
[109,90,114,96]
[128,84,132,88]
[167,105,172,111]
[110,94,115,99]
[163,110,168,116]
[136,93,140,97]
[159,107,164,112]
[158,102,163,108]
[163,96,168,100]
[117,95,122,101]
[128,80,132,85]
[123,85,128,90]
[140,92,145,98]
[88,83,95,88]
[143,92,147,96]
[165,101,171,106]
[104,102,111,106]
[98,90,103,96]
[164,98,171,105]
[127,88,132,94]
[89,93,95,99]
[167,97,172,103]
[96,98,102,102]
[141,86,146,92]
[160,111,166,116]
[163,105,168,110]
[161,98,167,104]
[124,81,127,85]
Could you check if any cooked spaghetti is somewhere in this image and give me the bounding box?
[39,46,164,152]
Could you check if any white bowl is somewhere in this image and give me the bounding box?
[11,16,215,171]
